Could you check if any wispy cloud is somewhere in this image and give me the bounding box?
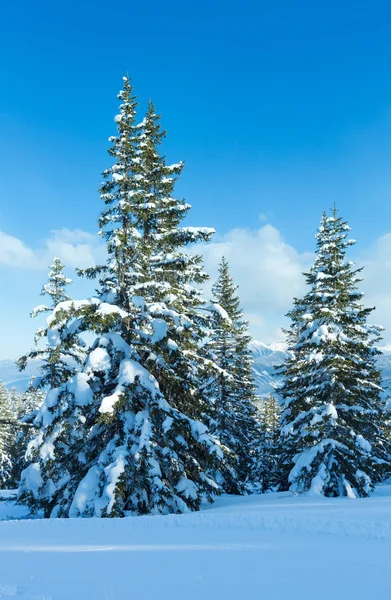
[0,228,105,270]
[0,231,37,268]
[360,233,391,334]
[1,223,390,347]
[198,224,313,341]
[199,224,391,342]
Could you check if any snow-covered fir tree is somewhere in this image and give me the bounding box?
[0,382,15,488]
[205,257,259,493]
[19,77,226,517]
[9,388,44,487]
[279,209,390,497]
[257,393,281,492]
[17,257,84,389]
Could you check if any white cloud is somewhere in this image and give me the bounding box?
[0,228,105,270]
[1,223,312,342]
[199,224,391,343]
[45,229,106,268]
[360,233,391,335]
[2,223,391,346]
[0,231,37,268]
[199,225,313,341]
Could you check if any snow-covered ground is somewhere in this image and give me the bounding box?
[1,485,391,600]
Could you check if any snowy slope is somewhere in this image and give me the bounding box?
[1,485,391,599]
[0,360,41,392]
[250,340,288,397]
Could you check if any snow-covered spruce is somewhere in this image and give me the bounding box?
[257,394,282,493]
[0,382,15,487]
[0,385,43,489]
[279,209,390,497]
[7,388,44,488]
[17,257,84,390]
[19,78,225,517]
[204,257,260,494]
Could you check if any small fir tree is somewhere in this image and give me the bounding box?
[17,257,84,389]
[0,382,15,488]
[279,209,390,497]
[9,388,43,487]
[206,257,260,493]
[256,394,281,492]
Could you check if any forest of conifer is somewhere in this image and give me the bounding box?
[1,78,389,518]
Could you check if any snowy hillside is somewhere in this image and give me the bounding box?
[1,484,391,599]
[0,359,40,391]
[249,340,287,397]
[250,340,391,398]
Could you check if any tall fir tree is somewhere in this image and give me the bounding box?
[19,77,226,517]
[279,208,390,497]
[17,257,84,389]
[206,257,259,493]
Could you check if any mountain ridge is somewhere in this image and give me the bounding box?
[250,340,391,398]
[1,342,391,397]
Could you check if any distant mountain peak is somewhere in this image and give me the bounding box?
[1,340,390,397]
[249,340,288,398]
[250,339,391,399]
[249,339,288,357]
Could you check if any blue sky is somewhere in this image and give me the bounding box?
[1,0,391,358]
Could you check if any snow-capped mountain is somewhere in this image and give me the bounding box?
[249,340,288,397]
[1,342,391,398]
[250,340,391,398]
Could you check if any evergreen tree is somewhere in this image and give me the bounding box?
[206,257,259,493]
[257,393,281,492]
[279,209,390,497]
[0,382,15,488]
[19,77,225,517]
[6,387,21,417]
[9,389,43,487]
[17,257,84,389]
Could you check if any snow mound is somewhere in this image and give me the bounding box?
[1,485,391,599]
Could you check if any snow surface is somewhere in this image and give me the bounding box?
[1,484,391,599]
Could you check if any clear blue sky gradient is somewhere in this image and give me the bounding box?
[1,0,391,357]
